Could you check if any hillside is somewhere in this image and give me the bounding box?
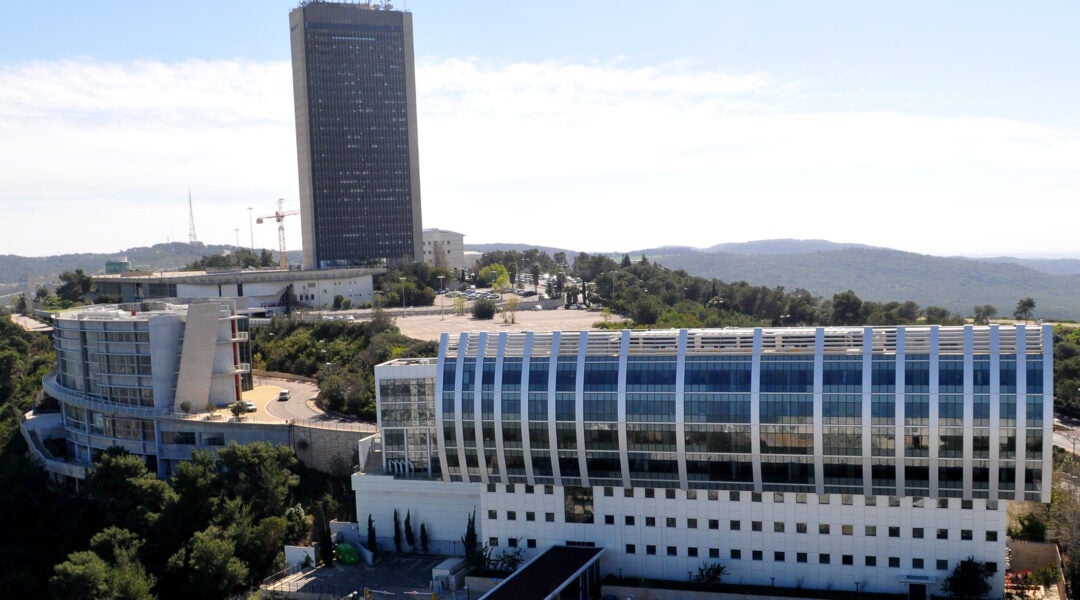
[642,245,1080,320]
[0,242,296,285]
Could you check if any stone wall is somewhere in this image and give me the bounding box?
[290,424,363,475]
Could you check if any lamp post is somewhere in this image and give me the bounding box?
[400,277,406,311]
[247,207,254,252]
[438,275,445,320]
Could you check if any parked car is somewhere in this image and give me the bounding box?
[277,389,290,401]
[235,400,257,413]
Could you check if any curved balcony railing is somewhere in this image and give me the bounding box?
[43,375,172,420]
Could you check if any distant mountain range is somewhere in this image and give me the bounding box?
[470,239,1080,320]
[3,239,1079,320]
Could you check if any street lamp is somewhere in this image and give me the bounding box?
[247,207,254,252]
[400,277,406,311]
[438,275,445,320]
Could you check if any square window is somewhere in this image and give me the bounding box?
[687,489,698,500]
[797,523,807,534]
[797,552,807,563]
[731,549,742,560]
[489,537,499,547]
[938,498,949,508]
[774,492,785,503]
[546,512,555,523]
[889,526,900,538]
[666,489,676,499]
[508,538,518,548]
[752,550,763,561]
[819,553,830,565]
[667,546,677,557]
[708,490,718,501]
[962,499,973,509]
[774,522,785,533]
[688,547,699,558]
[961,529,972,541]
[987,500,998,510]
[752,521,762,532]
[708,519,719,530]
[527,539,536,548]
[526,511,535,522]
[506,484,515,493]
[842,494,853,506]
[626,544,636,554]
[937,529,948,540]
[624,488,634,498]
[487,483,497,493]
[819,494,831,505]
[646,545,656,556]
[752,492,762,502]
[625,516,635,526]
[842,554,853,566]
[507,511,516,521]
[709,548,720,559]
[889,557,900,568]
[986,531,999,542]
[842,524,853,536]
[865,496,877,506]
[913,498,924,508]
[913,558,924,569]
[525,485,534,494]
[937,559,949,571]
[730,491,741,501]
[545,485,553,495]
[644,488,655,498]
[866,556,877,567]
[913,527,924,539]
[666,517,676,528]
[646,516,656,527]
[889,496,901,507]
[796,493,807,504]
[866,525,877,536]
[688,518,697,529]
[731,519,741,531]
[774,551,785,562]
[604,487,613,497]
[819,524,830,535]
[488,509,498,520]
[604,515,615,525]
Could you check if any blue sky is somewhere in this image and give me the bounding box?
[2,1,1079,258]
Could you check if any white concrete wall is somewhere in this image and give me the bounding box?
[351,474,482,555]
[147,312,183,408]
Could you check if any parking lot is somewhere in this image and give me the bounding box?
[265,554,458,598]
[394,306,622,342]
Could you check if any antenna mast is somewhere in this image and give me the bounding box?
[187,191,198,244]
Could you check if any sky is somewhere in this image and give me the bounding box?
[1,1,1079,259]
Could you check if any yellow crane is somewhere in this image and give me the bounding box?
[256,198,300,270]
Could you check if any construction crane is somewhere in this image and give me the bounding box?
[256,198,300,270]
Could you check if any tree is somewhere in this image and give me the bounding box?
[367,514,378,560]
[631,296,664,326]
[49,551,110,600]
[503,296,519,324]
[165,526,249,599]
[57,269,94,303]
[830,290,863,325]
[973,305,998,325]
[530,262,542,294]
[393,509,403,553]
[462,510,480,569]
[472,298,497,320]
[690,561,727,588]
[1014,297,1036,322]
[941,557,994,598]
[420,522,429,554]
[404,511,415,550]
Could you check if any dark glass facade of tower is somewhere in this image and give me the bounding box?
[291,2,423,269]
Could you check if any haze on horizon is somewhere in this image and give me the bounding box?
[1,1,1078,260]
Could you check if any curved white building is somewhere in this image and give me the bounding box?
[356,325,1053,598]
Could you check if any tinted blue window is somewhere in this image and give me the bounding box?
[822,359,862,392]
[905,358,930,392]
[1027,360,1043,393]
[442,361,456,388]
[528,361,549,392]
[626,357,677,389]
[685,359,751,392]
[501,358,522,390]
[871,358,896,392]
[555,358,577,391]
[1000,357,1016,393]
[583,357,619,390]
[760,359,813,393]
[938,358,964,392]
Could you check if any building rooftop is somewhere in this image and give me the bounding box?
[482,545,605,600]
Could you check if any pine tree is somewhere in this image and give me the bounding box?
[366,514,378,560]
[393,509,403,553]
[420,522,429,554]
[404,510,416,550]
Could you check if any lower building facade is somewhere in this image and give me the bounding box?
[354,325,1053,598]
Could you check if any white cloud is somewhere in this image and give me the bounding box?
[1,56,1078,258]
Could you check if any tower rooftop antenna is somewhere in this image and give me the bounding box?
[187,190,198,244]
